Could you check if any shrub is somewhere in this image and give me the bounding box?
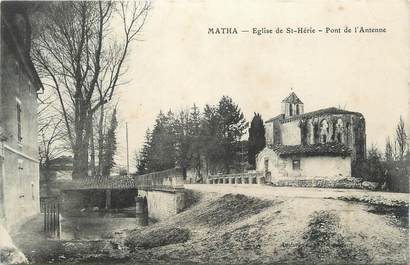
[125,227,190,250]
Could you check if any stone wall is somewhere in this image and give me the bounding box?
[280,120,301,145]
[265,122,274,146]
[256,147,351,179]
[138,190,185,221]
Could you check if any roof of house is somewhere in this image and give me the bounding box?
[268,142,351,157]
[60,175,137,190]
[266,107,363,123]
[281,92,303,104]
[2,2,44,92]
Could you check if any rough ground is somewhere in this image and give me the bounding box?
[9,186,409,265]
[123,188,408,265]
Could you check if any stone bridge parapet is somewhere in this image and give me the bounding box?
[207,172,265,185]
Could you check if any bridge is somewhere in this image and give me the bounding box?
[56,168,187,226]
[43,168,267,238]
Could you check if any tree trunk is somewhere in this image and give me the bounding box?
[89,113,96,177]
[72,101,91,180]
[98,101,104,175]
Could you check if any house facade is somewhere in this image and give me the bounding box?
[256,92,366,180]
[0,2,43,228]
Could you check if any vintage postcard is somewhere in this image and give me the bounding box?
[0,0,409,264]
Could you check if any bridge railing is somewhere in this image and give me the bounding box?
[207,171,265,184]
[134,168,185,189]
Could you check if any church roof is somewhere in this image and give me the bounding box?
[269,143,351,157]
[281,92,303,104]
[266,107,363,123]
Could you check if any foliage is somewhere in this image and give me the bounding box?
[352,117,408,192]
[136,129,152,175]
[248,113,266,168]
[385,137,393,161]
[101,107,118,176]
[125,227,190,250]
[135,96,248,176]
[148,111,177,171]
[395,116,408,161]
[352,144,385,184]
[217,96,249,173]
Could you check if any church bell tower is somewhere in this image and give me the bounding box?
[281,92,304,117]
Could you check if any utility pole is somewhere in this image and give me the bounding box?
[126,122,129,176]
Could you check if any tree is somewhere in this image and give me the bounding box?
[366,144,385,183]
[188,104,202,178]
[174,109,192,178]
[32,1,150,179]
[38,96,66,170]
[217,96,248,173]
[395,116,408,161]
[101,107,118,176]
[136,129,152,175]
[200,104,223,174]
[384,137,393,161]
[248,113,266,168]
[148,111,177,171]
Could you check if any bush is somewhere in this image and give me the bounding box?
[125,227,190,250]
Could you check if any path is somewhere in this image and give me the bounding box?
[185,184,409,202]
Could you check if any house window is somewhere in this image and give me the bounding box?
[289,104,293,116]
[292,159,301,170]
[16,101,22,143]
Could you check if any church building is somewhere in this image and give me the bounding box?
[256,92,366,180]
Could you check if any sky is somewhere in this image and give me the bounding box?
[114,0,410,170]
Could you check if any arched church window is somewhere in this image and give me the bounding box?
[336,119,343,129]
[346,122,351,145]
[320,119,329,143]
[313,123,319,143]
[335,119,343,143]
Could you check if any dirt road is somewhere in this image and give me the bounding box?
[124,187,408,264]
[185,184,409,202]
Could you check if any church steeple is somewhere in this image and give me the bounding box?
[281,92,304,117]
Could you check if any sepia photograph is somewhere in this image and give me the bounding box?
[0,0,409,264]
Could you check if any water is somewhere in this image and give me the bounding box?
[60,209,146,240]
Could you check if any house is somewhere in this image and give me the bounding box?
[256,92,366,180]
[0,2,43,228]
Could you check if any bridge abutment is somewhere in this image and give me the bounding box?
[138,189,185,221]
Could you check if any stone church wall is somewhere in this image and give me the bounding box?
[280,120,301,145]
